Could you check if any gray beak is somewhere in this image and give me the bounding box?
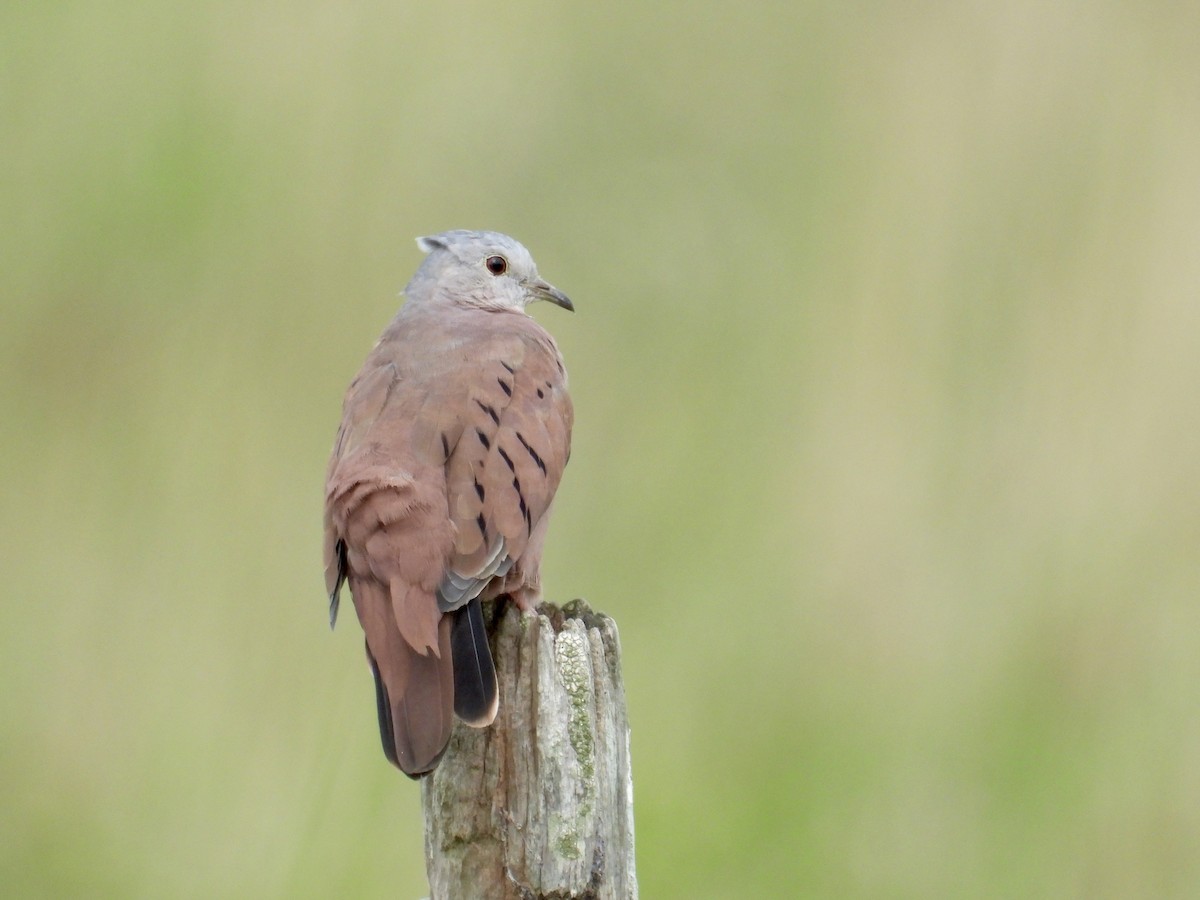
[529,279,574,312]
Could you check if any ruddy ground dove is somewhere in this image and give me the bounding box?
[324,230,574,776]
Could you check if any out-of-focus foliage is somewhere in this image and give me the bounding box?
[3,2,1199,897]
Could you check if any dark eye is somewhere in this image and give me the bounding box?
[486,255,508,275]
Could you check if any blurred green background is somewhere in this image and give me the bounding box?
[3,2,1200,897]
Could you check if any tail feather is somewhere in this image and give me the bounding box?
[364,615,455,778]
[450,597,499,726]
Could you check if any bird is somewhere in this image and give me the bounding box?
[323,230,574,777]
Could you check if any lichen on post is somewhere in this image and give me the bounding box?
[421,599,637,900]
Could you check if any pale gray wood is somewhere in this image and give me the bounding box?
[422,599,637,899]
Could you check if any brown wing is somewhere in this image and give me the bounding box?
[436,324,572,725]
[441,326,573,612]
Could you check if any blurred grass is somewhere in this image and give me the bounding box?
[3,1,1200,897]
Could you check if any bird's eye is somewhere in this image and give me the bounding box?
[485,255,508,275]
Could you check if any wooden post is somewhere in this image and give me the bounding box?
[421,599,637,899]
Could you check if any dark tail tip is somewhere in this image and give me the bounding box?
[328,591,341,630]
[366,644,400,770]
[329,540,348,630]
[450,597,498,725]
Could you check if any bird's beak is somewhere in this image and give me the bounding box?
[528,279,574,312]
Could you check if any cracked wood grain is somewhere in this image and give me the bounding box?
[421,600,637,900]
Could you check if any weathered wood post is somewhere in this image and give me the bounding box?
[421,599,637,899]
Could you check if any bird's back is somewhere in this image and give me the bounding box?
[324,301,572,775]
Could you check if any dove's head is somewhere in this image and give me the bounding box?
[405,230,573,314]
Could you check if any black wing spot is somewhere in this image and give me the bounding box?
[441,432,450,460]
[474,479,485,501]
[512,477,531,533]
[476,428,491,450]
[516,432,547,475]
[497,446,515,472]
[501,361,516,375]
[497,378,513,397]
[537,388,544,399]
[475,399,500,425]
[476,513,487,537]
